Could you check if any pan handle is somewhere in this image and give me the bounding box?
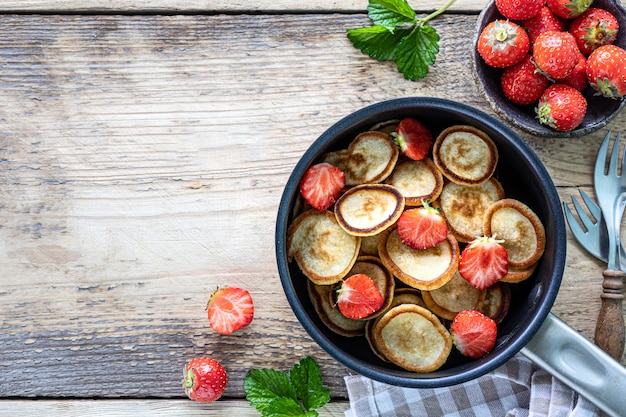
[521,313,626,417]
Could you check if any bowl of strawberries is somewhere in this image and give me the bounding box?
[472,0,626,137]
[276,96,567,387]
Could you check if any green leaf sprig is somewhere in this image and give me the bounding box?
[244,356,331,417]
[348,0,458,81]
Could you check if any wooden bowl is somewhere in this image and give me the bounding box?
[471,0,626,138]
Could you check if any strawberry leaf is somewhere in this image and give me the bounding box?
[347,25,413,61]
[367,0,416,31]
[289,356,330,411]
[244,368,300,414]
[394,25,440,81]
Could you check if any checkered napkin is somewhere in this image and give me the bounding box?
[344,354,606,417]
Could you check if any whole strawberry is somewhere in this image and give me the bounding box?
[501,54,550,105]
[477,20,530,68]
[586,45,626,99]
[559,52,588,91]
[522,6,568,45]
[569,8,619,55]
[533,31,580,79]
[546,0,593,19]
[536,84,588,131]
[183,357,228,402]
[496,0,543,20]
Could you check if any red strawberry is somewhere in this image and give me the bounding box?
[299,162,345,210]
[183,357,228,402]
[533,31,581,79]
[392,118,433,161]
[495,0,543,21]
[396,200,448,250]
[586,45,626,99]
[569,8,619,55]
[336,273,384,320]
[458,236,509,290]
[477,20,530,68]
[501,54,550,105]
[546,0,593,19]
[559,52,588,91]
[522,6,568,45]
[207,287,254,335]
[536,84,588,131]
[450,310,498,359]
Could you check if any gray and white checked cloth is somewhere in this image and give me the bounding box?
[344,354,607,417]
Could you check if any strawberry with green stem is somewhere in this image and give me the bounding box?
[533,31,580,80]
[477,20,530,68]
[569,8,619,55]
[347,0,458,80]
[396,200,448,250]
[392,117,433,161]
[183,357,228,402]
[586,44,626,100]
[501,54,550,105]
[546,0,593,19]
[536,84,588,131]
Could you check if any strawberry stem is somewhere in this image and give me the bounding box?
[417,0,458,25]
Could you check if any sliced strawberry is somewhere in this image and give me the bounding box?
[336,274,384,320]
[392,118,433,161]
[207,287,254,335]
[396,200,448,250]
[299,162,345,211]
[451,309,497,359]
[458,236,508,290]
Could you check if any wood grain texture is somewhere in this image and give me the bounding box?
[0,11,625,404]
[0,399,349,415]
[0,0,489,13]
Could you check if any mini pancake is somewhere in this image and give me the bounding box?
[359,232,383,256]
[433,125,498,186]
[483,198,546,269]
[287,209,360,285]
[501,262,538,283]
[334,184,405,236]
[307,280,366,337]
[386,158,444,206]
[365,287,426,362]
[478,282,511,325]
[373,304,452,373]
[436,178,505,243]
[329,256,395,320]
[422,271,486,321]
[378,226,459,291]
[322,131,399,186]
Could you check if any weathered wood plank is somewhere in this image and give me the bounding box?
[0,12,624,401]
[0,0,489,13]
[0,399,349,416]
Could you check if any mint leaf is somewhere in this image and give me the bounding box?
[244,368,299,414]
[244,357,330,417]
[348,0,456,80]
[290,356,330,411]
[394,25,440,81]
[347,25,413,61]
[367,0,415,31]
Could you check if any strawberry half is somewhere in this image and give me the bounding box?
[451,310,497,359]
[299,162,345,210]
[458,236,508,290]
[396,200,448,250]
[183,357,228,402]
[207,287,254,335]
[392,118,433,161]
[336,274,384,320]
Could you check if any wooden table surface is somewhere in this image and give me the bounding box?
[1,0,625,415]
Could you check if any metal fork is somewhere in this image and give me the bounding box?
[593,131,625,360]
[564,188,626,267]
